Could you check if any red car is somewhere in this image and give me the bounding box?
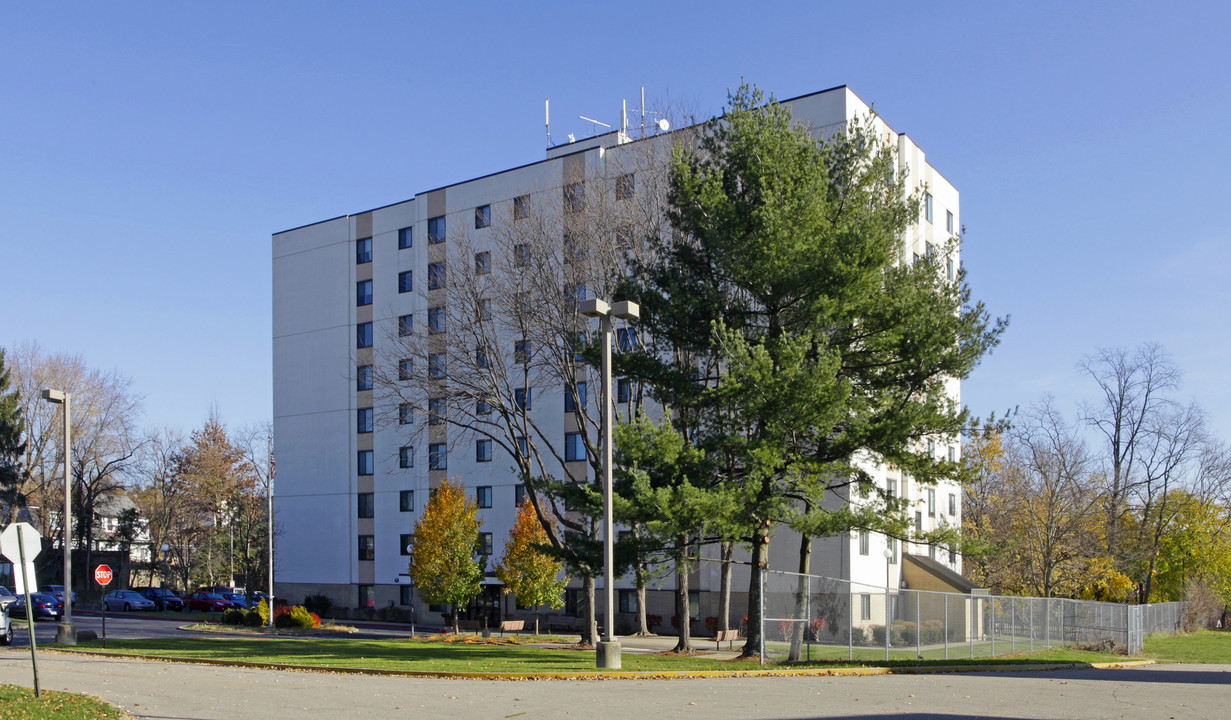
[185,592,235,612]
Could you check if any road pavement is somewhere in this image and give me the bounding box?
[1,647,1229,720]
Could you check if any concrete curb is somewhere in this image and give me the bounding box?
[41,647,1158,681]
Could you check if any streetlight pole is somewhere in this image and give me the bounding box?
[579,297,639,670]
[41,388,76,646]
[160,544,170,616]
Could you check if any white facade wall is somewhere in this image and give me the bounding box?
[272,85,964,613]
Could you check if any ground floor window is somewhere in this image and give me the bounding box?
[619,589,638,614]
[860,593,871,621]
[399,585,413,606]
[358,584,374,609]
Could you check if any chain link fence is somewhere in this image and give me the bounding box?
[759,569,1184,664]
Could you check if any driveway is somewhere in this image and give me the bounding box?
[1,649,1228,720]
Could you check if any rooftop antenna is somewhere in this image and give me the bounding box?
[623,86,670,138]
[579,115,611,136]
[545,98,552,147]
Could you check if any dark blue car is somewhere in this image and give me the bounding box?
[8,592,64,621]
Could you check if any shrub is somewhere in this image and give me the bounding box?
[221,609,246,626]
[243,609,264,627]
[870,625,886,645]
[274,610,299,628]
[645,614,663,631]
[704,616,719,634]
[303,593,333,617]
[257,598,271,625]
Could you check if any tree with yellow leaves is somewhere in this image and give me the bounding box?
[494,499,567,635]
[407,478,485,634]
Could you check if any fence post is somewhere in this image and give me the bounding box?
[885,588,891,662]
[1029,597,1034,652]
[915,591,921,659]
[805,575,811,663]
[847,583,853,661]
[991,597,996,657]
[969,597,974,659]
[944,593,949,660]
[1045,597,1050,649]
[1010,598,1015,653]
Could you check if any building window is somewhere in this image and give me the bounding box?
[615,173,634,200]
[516,436,528,457]
[357,407,373,434]
[513,243,530,267]
[478,532,493,556]
[475,204,491,229]
[400,585,413,605]
[618,589,638,613]
[356,365,373,391]
[399,447,414,470]
[924,192,933,223]
[565,432,586,462]
[948,546,957,564]
[398,226,413,249]
[356,280,372,307]
[428,354,445,379]
[356,237,372,264]
[357,322,373,349]
[475,346,490,368]
[398,403,413,425]
[429,398,445,425]
[357,492,374,518]
[428,306,446,334]
[949,493,957,516]
[860,594,871,621]
[929,543,937,560]
[572,332,587,362]
[616,224,633,250]
[515,484,525,506]
[475,251,491,275]
[428,215,445,244]
[398,314,413,336]
[399,358,414,381]
[949,445,957,463]
[514,339,529,364]
[563,232,581,262]
[927,438,935,457]
[616,328,634,352]
[476,439,492,463]
[476,486,492,508]
[400,489,414,511]
[475,298,492,322]
[564,182,585,213]
[563,282,587,306]
[859,530,869,555]
[514,387,532,412]
[476,398,491,416]
[428,262,445,290]
[357,450,373,476]
[400,534,414,556]
[947,258,955,281]
[565,381,587,412]
[617,377,631,404]
[915,511,923,534]
[928,488,936,517]
[888,537,898,563]
[399,270,413,294]
[946,210,954,234]
[513,194,530,219]
[358,536,375,562]
[429,443,447,470]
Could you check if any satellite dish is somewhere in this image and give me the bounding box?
[657,118,670,132]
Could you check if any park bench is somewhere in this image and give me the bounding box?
[714,629,741,651]
[457,619,485,633]
[498,619,525,637]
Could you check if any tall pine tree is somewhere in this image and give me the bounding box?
[0,349,27,521]
[622,84,1005,658]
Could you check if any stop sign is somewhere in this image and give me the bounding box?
[94,564,113,586]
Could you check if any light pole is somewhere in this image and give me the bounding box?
[579,297,639,670]
[41,388,76,646]
[160,544,170,616]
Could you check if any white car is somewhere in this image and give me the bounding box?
[103,590,156,612]
[0,586,15,611]
[0,603,11,645]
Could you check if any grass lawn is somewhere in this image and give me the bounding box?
[1143,630,1231,663]
[63,634,1134,675]
[0,684,131,719]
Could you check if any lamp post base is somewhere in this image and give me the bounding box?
[55,622,78,645]
[596,640,622,669]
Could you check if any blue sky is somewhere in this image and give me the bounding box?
[3,1,1228,440]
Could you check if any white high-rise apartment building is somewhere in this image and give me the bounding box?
[272,85,969,624]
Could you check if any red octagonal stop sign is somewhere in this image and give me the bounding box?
[94,564,113,586]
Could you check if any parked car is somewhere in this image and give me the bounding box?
[220,592,248,609]
[139,588,184,611]
[8,593,64,621]
[103,590,157,612]
[0,600,10,645]
[185,592,234,612]
[0,586,15,611]
[45,584,79,606]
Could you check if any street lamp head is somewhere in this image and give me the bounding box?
[41,388,67,403]
[579,298,609,318]
[161,544,170,552]
[883,548,894,560]
[610,300,640,321]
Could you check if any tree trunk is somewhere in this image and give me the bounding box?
[740,528,770,659]
[451,602,460,635]
[718,540,733,632]
[581,574,596,646]
[635,573,649,636]
[673,547,694,653]
[533,604,539,636]
[787,532,812,661]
